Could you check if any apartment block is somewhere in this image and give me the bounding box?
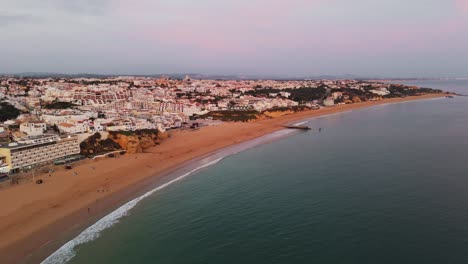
[20,121,47,136]
[0,134,80,173]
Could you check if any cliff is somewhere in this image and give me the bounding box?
[262,110,295,118]
[80,129,167,155]
[203,106,312,122]
[108,129,166,154]
[261,106,312,119]
[80,133,122,156]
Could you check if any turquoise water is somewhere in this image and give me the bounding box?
[46,81,468,264]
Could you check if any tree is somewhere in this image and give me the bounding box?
[44,101,78,109]
[0,102,21,122]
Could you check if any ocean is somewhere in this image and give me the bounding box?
[43,80,468,264]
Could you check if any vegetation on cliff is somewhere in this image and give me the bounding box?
[80,130,164,156]
[201,110,259,122]
[203,106,313,122]
[108,129,162,154]
[384,85,443,98]
[43,101,78,109]
[262,105,312,113]
[80,133,122,156]
[108,129,159,137]
[245,87,327,103]
[245,84,443,102]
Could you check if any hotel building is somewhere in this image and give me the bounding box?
[0,134,80,173]
[0,155,9,174]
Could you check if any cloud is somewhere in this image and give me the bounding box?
[0,12,40,27]
[0,0,113,23]
[50,0,112,15]
[0,0,467,76]
[123,0,333,56]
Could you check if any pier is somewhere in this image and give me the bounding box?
[283,125,312,131]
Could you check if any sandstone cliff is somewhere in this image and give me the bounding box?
[80,129,167,155]
[261,106,312,119]
[108,129,166,154]
[80,133,122,156]
[262,110,295,118]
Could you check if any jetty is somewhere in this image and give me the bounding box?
[283,125,312,131]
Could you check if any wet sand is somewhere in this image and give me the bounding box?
[0,94,447,264]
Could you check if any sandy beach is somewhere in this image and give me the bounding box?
[0,94,447,264]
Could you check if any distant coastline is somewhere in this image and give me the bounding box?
[0,93,449,264]
[369,78,468,82]
[2,72,467,81]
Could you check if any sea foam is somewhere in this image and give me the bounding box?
[292,121,308,126]
[42,124,302,264]
[41,157,224,264]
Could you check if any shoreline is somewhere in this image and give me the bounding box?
[0,94,447,264]
[41,128,301,264]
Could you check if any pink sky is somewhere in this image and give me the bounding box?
[1,0,467,77]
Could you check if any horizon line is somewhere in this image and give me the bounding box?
[1,72,467,80]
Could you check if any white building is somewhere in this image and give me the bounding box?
[42,113,92,126]
[89,121,104,132]
[183,104,204,117]
[332,92,343,100]
[370,88,390,96]
[20,122,47,136]
[323,97,335,106]
[58,122,88,134]
[105,120,135,131]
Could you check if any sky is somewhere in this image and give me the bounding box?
[1,0,468,78]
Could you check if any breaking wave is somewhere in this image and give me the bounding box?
[41,157,224,264]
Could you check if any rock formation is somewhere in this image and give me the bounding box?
[108,129,165,154]
[80,129,167,155]
[80,133,122,156]
[262,110,295,118]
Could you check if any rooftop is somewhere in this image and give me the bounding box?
[0,134,77,150]
[58,123,75,128]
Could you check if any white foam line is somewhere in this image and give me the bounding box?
[292,121,308,126]
[42,157,224,264]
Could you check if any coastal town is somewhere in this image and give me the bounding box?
[2,0,467,263]
[0,76,443,182]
